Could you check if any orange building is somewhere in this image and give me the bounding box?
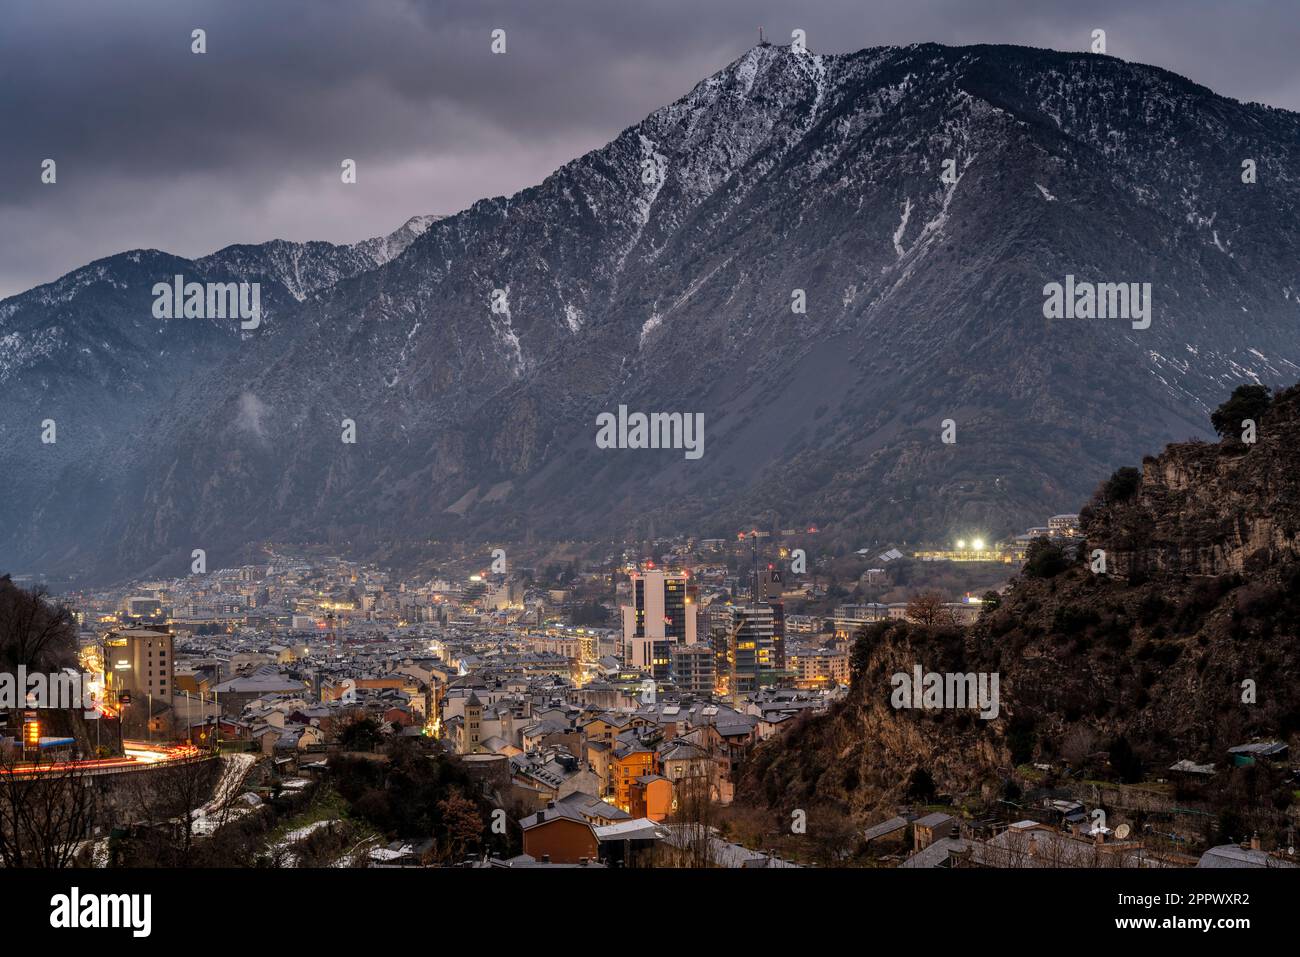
[520,804,599,864]
[628,774,674,822]
[610,742,657,811]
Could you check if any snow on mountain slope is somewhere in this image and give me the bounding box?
[3,42,1299,582]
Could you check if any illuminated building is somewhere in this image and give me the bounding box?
[621,568,696,680]
[459,691,484,754]
[833,603,889,639]
[102,626,174,706]
[121,595,164,619]
[789,649,851,688]
[610,740,658,811]
[753,566,786,671]
[1048,514,1081,537]
[727,605,774,696]
[912,543,1014,563]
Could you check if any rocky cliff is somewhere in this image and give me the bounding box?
[740,383,1300,823]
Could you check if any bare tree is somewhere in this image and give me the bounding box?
[0,575,78,671]
[662,738,725,867]
[905,591,954,627]
[0,748,96,868]
[124,756,221,864]
[1060,726,1099,768]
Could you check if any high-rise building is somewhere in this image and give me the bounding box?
[768,600,786,674]
[753,566,787,673]
[727,605,774,697]
[621,568,696,680]
[753,566,783,603]
[670,642,716,696]
[103,626,174,705]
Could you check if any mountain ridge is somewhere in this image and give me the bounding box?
[3,41,1299,582]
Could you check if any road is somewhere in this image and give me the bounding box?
[1,740,204,776]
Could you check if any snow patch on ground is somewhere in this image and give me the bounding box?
[488,286,525,374]
[564,303,583,333]
[642,257,733,346]
[634,135,668,228]
[270,819,339,867]
[893,198,913,257]
[190,753,260,837]
[639,313,663,345]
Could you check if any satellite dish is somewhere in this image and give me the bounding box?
[1115,824,1131,840]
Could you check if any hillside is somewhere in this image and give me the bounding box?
[739,382,1300,831]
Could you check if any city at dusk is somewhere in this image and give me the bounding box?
[3,0,1298,940]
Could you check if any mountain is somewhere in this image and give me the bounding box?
[0,215,441,574]
[3,41,1300,582]
[738,381,1300,826]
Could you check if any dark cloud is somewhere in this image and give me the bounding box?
[2,0,1296,298]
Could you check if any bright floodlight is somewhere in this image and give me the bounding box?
[972,538,985,550]
[956,539,966,549]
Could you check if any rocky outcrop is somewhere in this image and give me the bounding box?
[1084,385,1300,578]
[740,383,1300,823]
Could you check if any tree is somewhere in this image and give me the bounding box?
[336,713,382,752]
[1060,726,1098,768]
[1006,715,1037,765]
[849,622,883,685]
[906,767,936,803]
[0,575,78,671]
[1098,466,1141,505]
[805,806,861,866]
[437,790,484,863]
[905,591,952,626]
[1024,538,1068,578]
[0,749,96,868]
[1210,384,1271,439]
[664,739,724,867]
[1108,735,1143,784]
[124,755,221,864]
[570,600,608,627]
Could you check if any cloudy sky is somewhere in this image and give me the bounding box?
[2,0,1297,298]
